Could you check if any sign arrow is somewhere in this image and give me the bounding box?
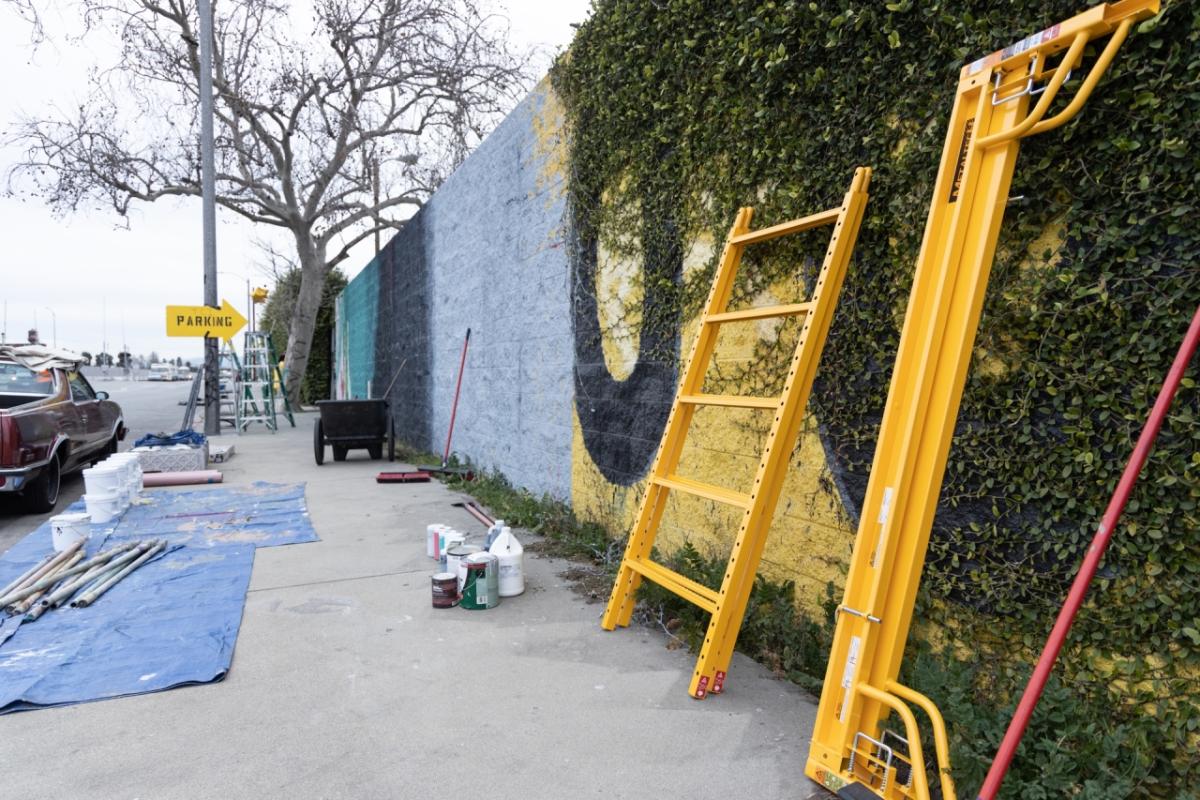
[165,299,248,342]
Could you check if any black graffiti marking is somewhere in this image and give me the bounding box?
[569,189,683,486]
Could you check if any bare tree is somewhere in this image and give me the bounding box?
[7,0,530,403]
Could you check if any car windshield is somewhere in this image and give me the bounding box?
[0,362,55,395]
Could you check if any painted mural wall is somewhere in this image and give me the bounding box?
[336,80,576,500]
[335,78,860,615]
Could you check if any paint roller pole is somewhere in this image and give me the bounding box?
[442,328,471,467]
[977,304,1200,800]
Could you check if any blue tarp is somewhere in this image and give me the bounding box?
[0,482,318,713]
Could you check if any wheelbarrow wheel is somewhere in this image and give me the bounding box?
[387,418,395,462]
[313,419,325,465]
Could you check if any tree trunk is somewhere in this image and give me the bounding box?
[283,231,330,407]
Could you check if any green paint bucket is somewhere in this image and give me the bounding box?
[460,552,500,610]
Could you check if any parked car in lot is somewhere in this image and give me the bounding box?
[147,363,178,381]
[0,348,126,511]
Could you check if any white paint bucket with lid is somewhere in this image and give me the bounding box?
[82,464,123,498]
[83,492,122,524]
[50,512,91,552]
[106,453,143,493]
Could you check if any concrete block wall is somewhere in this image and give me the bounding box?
[337,81,574,499]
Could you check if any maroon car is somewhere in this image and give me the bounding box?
[0,354,125,512]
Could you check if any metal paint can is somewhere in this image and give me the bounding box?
[459,552,500,610]
[446,544,482,591]
[431,572,458,608]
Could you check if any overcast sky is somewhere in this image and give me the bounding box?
[0,0,591,360]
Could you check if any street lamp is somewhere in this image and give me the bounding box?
[43,307,56,348]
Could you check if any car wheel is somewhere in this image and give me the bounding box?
[24,453,61,513]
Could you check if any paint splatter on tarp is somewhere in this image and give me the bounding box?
[0,482,318,713]
[111,481,319,548]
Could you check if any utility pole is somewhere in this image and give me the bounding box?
[198,0,219,436]
[373,155,381,256]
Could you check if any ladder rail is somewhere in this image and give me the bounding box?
[695,168,873,696]
[600,169,874,705]
[601,207,754,631]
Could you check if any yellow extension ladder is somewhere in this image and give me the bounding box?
[804,3,1159,799]
[602,167,872,699]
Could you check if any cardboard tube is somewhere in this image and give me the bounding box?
[143,470,223,487]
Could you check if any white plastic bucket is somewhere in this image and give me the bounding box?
[50,512,91,552]
[106,454,142,495]
[83,492,122,525]
[82,464,123,498]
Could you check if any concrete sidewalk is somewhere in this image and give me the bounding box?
[2,412,822,799]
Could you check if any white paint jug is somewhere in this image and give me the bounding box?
[488,526,524,597]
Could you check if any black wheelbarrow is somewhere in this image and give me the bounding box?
[313,399,395,465]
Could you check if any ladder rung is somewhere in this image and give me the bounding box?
[626,557,719,613]
[652,475,752,508]
[730,208,841,245]
[679,394,778,410]
[706,302,813,324]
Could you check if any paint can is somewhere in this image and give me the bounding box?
[439,531,465,572]
[431,572,458,608]
[446,544,482,591]
[426,524,442,559]
[459,552,500,610]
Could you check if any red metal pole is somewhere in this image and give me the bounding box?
[977,304,1200,800]
[442,328,471,467]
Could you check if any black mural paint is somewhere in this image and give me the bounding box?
[569,188,683,486]
[372,214,432,449]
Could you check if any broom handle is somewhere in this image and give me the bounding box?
[442,329,471,467]
[977,304,1200,800]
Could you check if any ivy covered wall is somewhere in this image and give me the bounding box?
[552,0,1198,796]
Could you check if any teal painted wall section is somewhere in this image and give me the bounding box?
[334,258,378,399]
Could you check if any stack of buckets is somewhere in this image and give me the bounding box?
[428,520,524,609]
[48,453,143,552]
[80,453,144,524]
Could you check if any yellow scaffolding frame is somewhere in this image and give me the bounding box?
[805,3,1159,799]
[602,168,872,699]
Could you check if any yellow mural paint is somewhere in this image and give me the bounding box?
[529,79,568,203]
[571,227,858,618]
